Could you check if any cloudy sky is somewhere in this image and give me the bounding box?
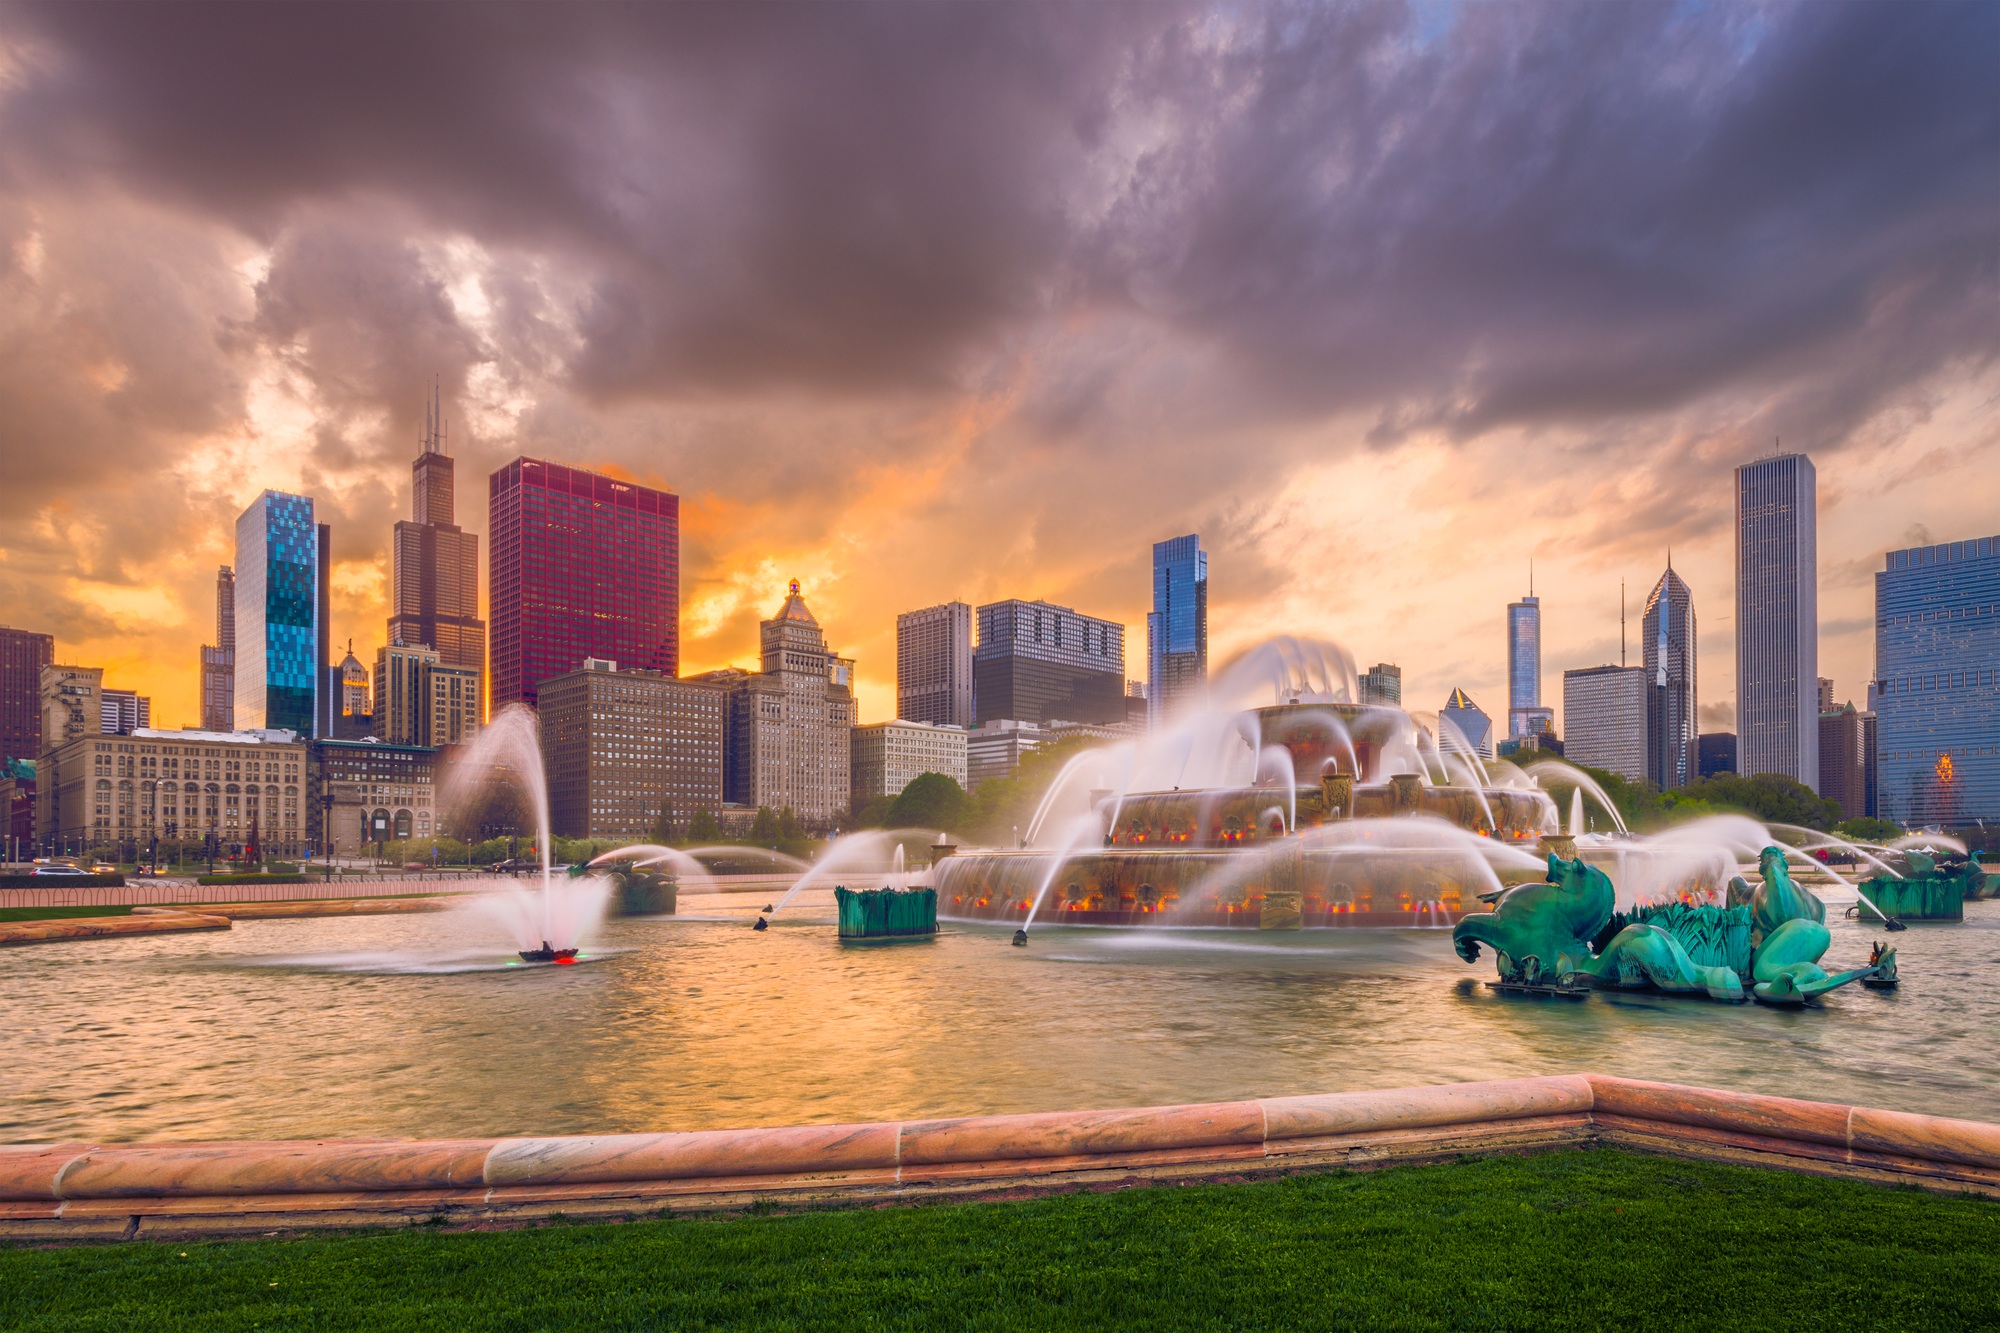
[1,0,1995,731]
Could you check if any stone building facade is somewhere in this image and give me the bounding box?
[695,583,853,829]
[37,727,309,858]
[539,660,725,838]
[851,720,968,803]
[312,739,438,854]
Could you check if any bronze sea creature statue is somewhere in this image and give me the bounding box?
[1453,848,1894,1006]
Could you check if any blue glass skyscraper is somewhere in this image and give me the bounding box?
[1148,534,1207,728]
[234,491,319,735]
[1875,534,2000,826]
[1506,582,1550,739]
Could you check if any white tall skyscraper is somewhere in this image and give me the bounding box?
[1736,454,1818,789]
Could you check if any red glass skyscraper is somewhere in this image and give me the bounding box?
[488,458,679,710]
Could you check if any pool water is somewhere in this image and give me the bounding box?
[3,891,1995,1142]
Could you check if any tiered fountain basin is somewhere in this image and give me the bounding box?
[937,841,1509,928]
[939,703,1559,929]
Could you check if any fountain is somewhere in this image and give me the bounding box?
[1453,847,1897,1006]
[442,705,611,964]
[933,639,1563,939]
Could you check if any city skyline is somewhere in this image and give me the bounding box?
[0,3,1991,735]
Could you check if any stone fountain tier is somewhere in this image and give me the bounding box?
[936,843,1495,929]
[1107,776,1553,847]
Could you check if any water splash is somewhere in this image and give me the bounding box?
[442,704,609,954]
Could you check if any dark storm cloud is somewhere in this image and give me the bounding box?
[7,0,1991,436]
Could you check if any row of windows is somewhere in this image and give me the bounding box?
[1880,669,1999,694]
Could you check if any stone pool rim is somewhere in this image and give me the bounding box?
[4,1074,1998,1240]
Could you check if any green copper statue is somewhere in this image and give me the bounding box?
[1743,847,1881,1004]
[1453,847,1892,1006]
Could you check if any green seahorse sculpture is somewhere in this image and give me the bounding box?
[1746,848,1881,1004]
[1454,846,1890,1004]
[1452,854,1611,983]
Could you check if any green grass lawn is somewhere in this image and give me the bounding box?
[0,905,134,922]
[3,1149,1996,1330]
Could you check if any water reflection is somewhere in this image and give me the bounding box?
[2,894,1996,1143]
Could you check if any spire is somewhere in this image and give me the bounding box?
[420,376,447,455]
[1528,557,1533,597]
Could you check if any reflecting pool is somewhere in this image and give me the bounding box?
[3,889,1996,1143]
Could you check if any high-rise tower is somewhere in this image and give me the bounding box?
[200,566,235,732]
[897,601,972,727]
[1643,564,1697,790]
[1148,534,1208,727]
[389,385,486,690]
[233,491,318,735]
[1736,453,1818,789]
[487,457,679,711]
[1506,571,1550,739]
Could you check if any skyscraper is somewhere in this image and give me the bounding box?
[233,491,318,735]
[695,582,854,827]
[1148,534,1208,727]
[539,660,725,838]
[389,387,486,683]
[1819,701,1876,822]
[317,522,333,739]
[1439,688,1494,758]
[1507,584,1551,738]
[1358,663,1402,707]
[200,566,234,733]
[1643,564,1697,790]
[1874,533,2000,825]
[99,689,151,735]
[0,625,53,766]
[1736,453,1818,788]
[973,599,1125,726]
[488,457,678,711]
[897,601,972,727]
[337,642,371,737]
[1563,665,1648,783]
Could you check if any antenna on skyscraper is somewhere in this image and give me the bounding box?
[1528,558,1534,597]
[1620,579,1626,667]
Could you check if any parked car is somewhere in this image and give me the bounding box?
[490,858,541,874]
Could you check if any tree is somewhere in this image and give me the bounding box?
[968,734,1109,844]
[686,808,723,844]
[649,800,677,846]
[885,772,972,832]
[1687,773,1843,831]
[1835,815,1904,844]
[748,805,779,847]
[850,793,896,829]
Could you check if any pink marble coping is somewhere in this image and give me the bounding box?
[1263,1076,1592,1141]
[1585,1075,1851,1147]
[482,1123,901,1186]
[45,1140,498,1199]
[1849,1105,2000,1171]
[899,1101,1265,1167]
[10,1076,2000,1210]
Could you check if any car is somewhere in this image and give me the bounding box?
[31,863,93,878]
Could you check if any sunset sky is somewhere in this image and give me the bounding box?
[1,1,1994,732]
